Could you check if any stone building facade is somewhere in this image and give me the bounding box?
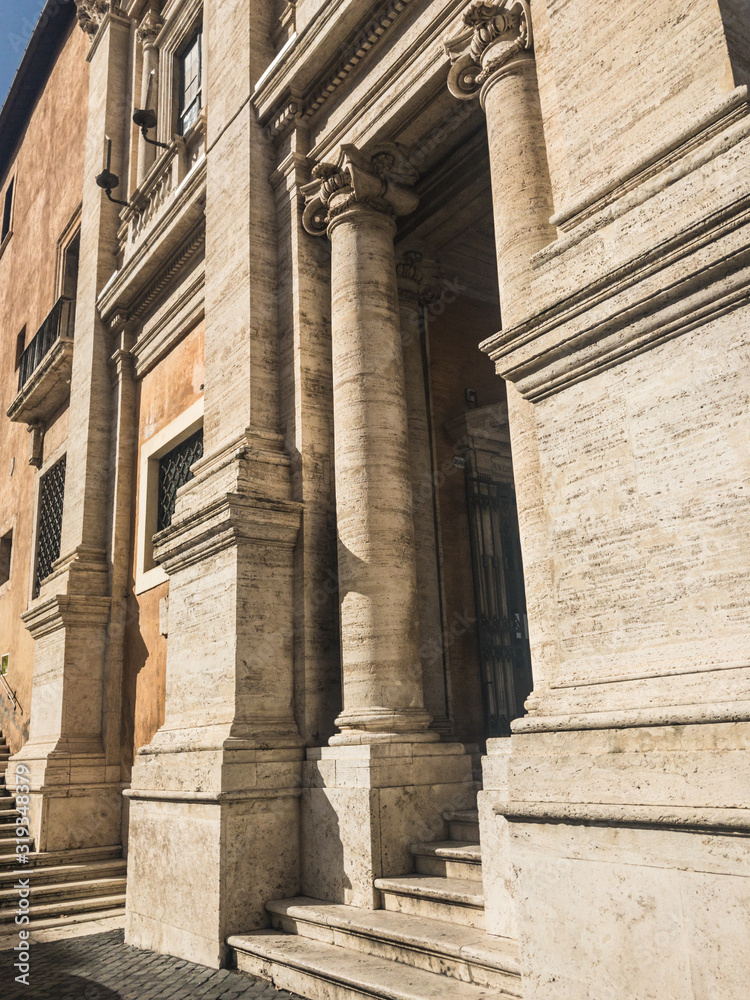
[0,0,748,997]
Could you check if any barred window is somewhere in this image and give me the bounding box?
[35,456,66,596]
[157,429,203,532]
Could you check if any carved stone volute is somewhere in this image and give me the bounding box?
[445,0,532,101]
[302,143,419,236]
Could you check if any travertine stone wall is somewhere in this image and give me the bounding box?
[540,0,743,203]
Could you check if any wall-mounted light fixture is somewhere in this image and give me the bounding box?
[96,136,129,207]
[132,71,169,149]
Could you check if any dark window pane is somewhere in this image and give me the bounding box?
[178,31,202,135]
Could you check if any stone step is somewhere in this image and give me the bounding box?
[375,876,485,930]
[0,875,126,910]
[0,845,122,872]
[265,897,521,994]
[229,930,511,1000]
[410,841,483,882]
[0,832,30,848]
[0,858,126,888]
[0,893,126,925]
[443,810,480,843]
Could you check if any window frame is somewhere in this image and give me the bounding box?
[135,397,204,595]
[177,28,202,136]
[0,174,15,254]
[154,0,204,147]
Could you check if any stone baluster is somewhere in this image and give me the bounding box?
[136,8,163,184]
[302,145,436,743]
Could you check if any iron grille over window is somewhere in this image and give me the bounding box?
[178,30,202,135]
[157,429,203,532]
[35,456,66,596]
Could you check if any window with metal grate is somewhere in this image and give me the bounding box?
[157,428,203,532]
[35,456,66,596]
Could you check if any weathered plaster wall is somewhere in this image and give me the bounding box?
[0,21,88,752]
[427,295,504,744]
[121,321,204,776]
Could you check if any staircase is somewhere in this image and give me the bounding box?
[0,732,127,928]
[229,806,522,999]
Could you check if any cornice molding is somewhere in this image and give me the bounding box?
[255,0,416,136]
[481,192,750,400]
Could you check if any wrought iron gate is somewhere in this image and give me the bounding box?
[465,473,533,738]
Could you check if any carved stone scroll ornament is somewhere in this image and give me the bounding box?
[445,0,532,100]
[74,0,125,35]
[137,8,163,46]
[301,143,419,236]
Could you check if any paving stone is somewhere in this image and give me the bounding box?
[0,929,304,999]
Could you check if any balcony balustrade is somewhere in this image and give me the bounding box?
[7,296,76,426]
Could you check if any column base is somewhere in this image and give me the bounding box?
[11,737,121,852]
[477,738,517,940]
[331,707,438,745]
[301,741,475,909]
[125,742,303,968]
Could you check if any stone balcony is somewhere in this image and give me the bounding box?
[99,115,206,322]
[7,296,75,426]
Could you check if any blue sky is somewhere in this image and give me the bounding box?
[0,0,48,111]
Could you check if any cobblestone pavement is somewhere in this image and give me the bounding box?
[0,928,304,1000]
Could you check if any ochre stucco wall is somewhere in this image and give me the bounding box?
[0,22,89,752]
[427,295,505,746]
[121,321,205,777]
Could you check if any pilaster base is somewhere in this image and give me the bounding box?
[477,738,517,940]
[497,720,750,1000]
[125,744,304,968]
[12,739,121,851]
[301,741,475,908]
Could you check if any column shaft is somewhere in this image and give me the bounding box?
[480,53,556,326]
[328,206,430,741]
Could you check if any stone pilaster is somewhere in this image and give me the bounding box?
[136,8,163,183]
[396,250,451,734]
[12,5,132,853]
[124,0,305,967]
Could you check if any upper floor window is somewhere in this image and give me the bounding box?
[178,30,202,135]
[1,178,14,243]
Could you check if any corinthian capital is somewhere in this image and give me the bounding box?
[74,0,124,35]
[445,0,532,100]
[137,8,163,46]
[301,143,419,236]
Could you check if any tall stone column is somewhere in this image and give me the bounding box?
[444,0,558,947]
[303,145,432,744]
[396,250,451,733]
[446,0,556,326]
[136,8,162,184]
[13,3,132,853]
[299,147,474,910]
